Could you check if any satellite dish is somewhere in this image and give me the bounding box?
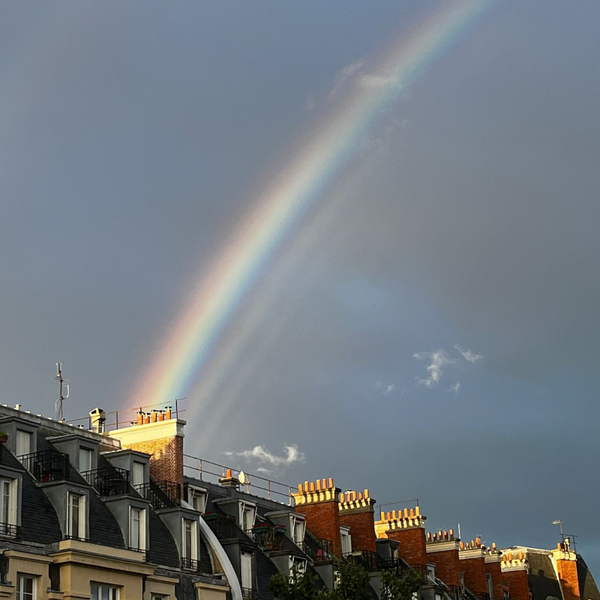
[239,471,246,484]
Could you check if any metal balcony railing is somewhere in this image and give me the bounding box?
[302,537,334,562]
[20,450,70,482]
[134,480,180,508]
[0,522,19,539]
[82,467,130,496]
[204,513,238,539]
[246,524,286,551]
[181,557,200,572]
[343,550,380,572]
[241,589,258,600]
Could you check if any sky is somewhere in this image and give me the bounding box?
[2,0,600,574]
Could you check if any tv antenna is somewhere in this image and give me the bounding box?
[55,362,70,422]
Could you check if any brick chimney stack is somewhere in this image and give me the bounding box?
[484,544,503,600]
[375,506,427,570]
[108,410,185,486]
[338,489,377,553]
[553,542,581,600]
[292,478,343,558]
[426,529,462,588]
[501,551,529,600]
[459,539,488,598]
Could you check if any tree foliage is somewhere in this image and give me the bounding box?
[380,568,422,600]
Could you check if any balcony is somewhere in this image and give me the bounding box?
[344,550,379,572]
[20,450,70,483]
[241,589,258,600]
[181,557,200,572]
[134,480,181,508]
[82,467,130,496]
[246,524,286,551]
[0,522,20,539]
[203,513,238,539]
[302,537,334,562]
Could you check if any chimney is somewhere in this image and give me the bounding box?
[459,539,488,598]
[484,544,503,600]
[375,506,427,570]
[426,529,461,588]
[89,408,106,434]
[292,478,342,558]
[501,551,529,600]
[108,409,185,487]
[553,542,581,600]
[338,489,377,553]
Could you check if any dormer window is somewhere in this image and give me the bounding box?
[240,502,256,532]
[16,430,32,458]
[340,527,352,555]
[182,518,198,569]
[428,563,436,583]
[67,492,86,539]
[187,486,207,513]
[132,461,146,487]
[0,477,17,536]
[79,447,93,473]
[129,506,146,551]
[291,514,305,545]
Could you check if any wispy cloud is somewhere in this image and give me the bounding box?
[414,349,459,388]
[414,345,483,393]
[225,444,305,473]
[375,381,396,397]
[455,344,483,364]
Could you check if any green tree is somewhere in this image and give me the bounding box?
[268,567,321,600]
[380,568,422,600]
[321,560,373,600]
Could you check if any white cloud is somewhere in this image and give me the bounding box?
[228,444,305,470]
[375,381,395,397]
[414,345,483,391]
[455,344,483,364]
[329,60,364,97]
[360,73,400,90]
[414,349,459,388]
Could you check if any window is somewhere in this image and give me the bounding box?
[182,518,198,560]
[17,574,35,600]
[240,503,256,531]
[188,487,207,513]
[79,447,93,473]
[0,477,17,535]
[461,572,466,592]
[129,506,146,551]
[16,431,32,457]
[132,461,145,487]
[428,564,436,583]
[487,573,493,598]
[291,515,305,545]
[150,595,168,600]
[91,584,119,600]
[340,527,352,555]
[67,492,86,539]
[241,551,253,591]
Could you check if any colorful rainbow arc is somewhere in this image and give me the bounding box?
[130,0,494,414]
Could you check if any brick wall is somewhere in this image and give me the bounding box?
[428,547,462,587]
[502,570,529,600]
[339,509,376,553]
[485,560,503,600]
[387,527,427,568]
[295,500,342,558]
[461,556,487,596]
[555,555,580,600]
[124,435,184,485]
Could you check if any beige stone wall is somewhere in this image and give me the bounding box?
[195,581,229,600]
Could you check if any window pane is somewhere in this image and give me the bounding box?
[91,585,99,600]
[16,431,32,457]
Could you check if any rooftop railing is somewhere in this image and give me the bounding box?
[203,513,238,539]
[0,523,19,539]
[20,449,70,483]
[302,537,334,562]
[343,550,379,572]
[181,557,200,572]
[246,524,287,551]
[183,455,293,505]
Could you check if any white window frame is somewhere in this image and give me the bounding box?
[428,563,437,583]
[486,573,493,598]
[289,556,307,581]
[67,492,86,539]
[0,477,17,535]
[188,486,207,513]
[91,584,119,600]
[291,514,305,545]
[17,574,36,600]
[240,502,256,532]
[241,551,254,591]
[79,447,93,473]
[340,526,352,555]
[129,506,146,551]
[182,518,198,561]
[15,430,32,458]
[132,461,145,487]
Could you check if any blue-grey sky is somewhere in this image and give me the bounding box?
[2,0,600,573]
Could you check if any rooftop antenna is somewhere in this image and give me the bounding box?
[55,362,70,422]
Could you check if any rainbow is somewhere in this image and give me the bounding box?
[130,0,494,421]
